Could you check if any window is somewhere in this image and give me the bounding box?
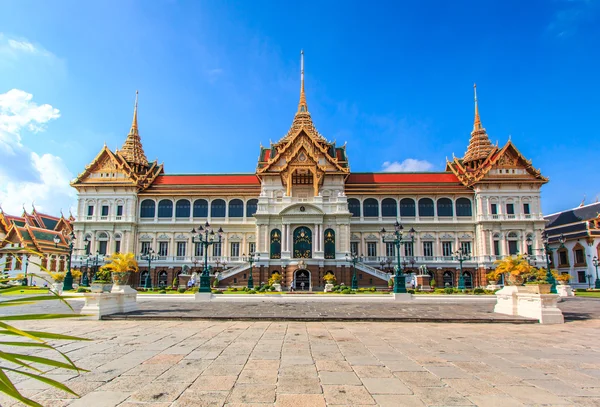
[248,242,256,254]
[87,205,94,216]
[367,242,377,257]
[211,199,226,218]
[575,249,585,265]
[175,199,191,218]
[194,242,204,257]
[230,242,240,257]
[423,241,433,257]
[177,242,186,257]
[114,240,121,254]
[193,199,208,217]
[400,198,416,217]
[437,198,453,217]
[442,242,453,257]
[270,229,281,259]
[506,203,515,215]
[523,203,530,215]
[386,242,395,257]
[578,271,586,284]
[493,240,500,256]
[117,205,123,216]
[418,198,434,217]
[98,241,107,256]
[213,242,222,257]
[228,199,244,218]
[443,271,454,287]
[246,199,258,217]
[141,242,151,255]
[404,242,414,257]
[348,198,361,217]
[559,250,568,266]
[140,199,155,218]
[158,242,169,257]
[381,198,397,217]
[350,242,359,256]
[456,198,472,217]
[460,241,471,256]
[101,205,109,216]
[158,271,168,288]
[508,241,519,255]
[363,198,379,217]
[324,229,335,259]
[490,203,498,215]
[157,200,173,218]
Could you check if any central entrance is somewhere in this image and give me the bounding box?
[294,269,311,291]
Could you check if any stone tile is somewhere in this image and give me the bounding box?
[68,391,129,407]
[201,363,244,376]
[315,359,352,372]
[143,354,184,364]
[227,384,276,403]
[384,360,425,372]
[444,378,504,396]
[361,378,412,395]
[352,365,395,378]
[426,365,472,379]
[466,395,526,407]
[394,371,445,387]
[319,371,362,385]
[565,397,600,406]
[127,381,189,403]
[410,386,474,406]
[496,385,572,405]
[117,403,171,407]
[322,385,376,405]
[279,365,317,378]
[525,378,597,396]
[275,393,327,407]
[277,377,322,394]
[237,368,278,384]
[244,359,280,370]
[189,375,237,391]
[172,389,229,407]
[373,394,426,407]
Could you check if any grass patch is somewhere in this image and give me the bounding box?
[0,287,50,295]
[574,291,600,298]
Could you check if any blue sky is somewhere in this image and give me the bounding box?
[0,0,598,216]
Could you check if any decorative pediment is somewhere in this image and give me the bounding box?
[279,203,324,216]
[351,233,361,240]
[175,234,186,240]
[157,233,169,240]
[228,234,242,241]
[421,233,435,240]
[460,234,472,239]
[365,233,379,241]
[140,234,152,240]
[246,234,255,242]
[441,233,453,239]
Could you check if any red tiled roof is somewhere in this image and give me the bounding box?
[346,173,460,184]
[154,174,260,186]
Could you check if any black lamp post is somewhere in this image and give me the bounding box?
[191,222,223,293]
[244,252,260,289]
[53,231,76,291]
[140,248,158,289]
[540,232,561,294]
[345,252,360,290]
[454,247,471,290]
[80,237,91,287]
[593,256,600,289]
[381,222,415,294]
[89,251,104,282]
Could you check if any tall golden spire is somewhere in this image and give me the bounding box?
[120,90,149,168]
[463,84,494,165]
[297,50,308,113]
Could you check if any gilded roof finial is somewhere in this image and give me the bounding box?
[463,84,494,164]
[297,50,308,113]
[120,90,149,168]
[131,90,139,133]
[473,83,482,131]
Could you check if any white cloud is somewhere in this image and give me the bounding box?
[0,89,75,216]
[382,159,434,172]
[7,39,37,53]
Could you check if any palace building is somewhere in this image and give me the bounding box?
[70,54,549,290]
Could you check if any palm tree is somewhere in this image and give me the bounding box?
[492,254,532,285]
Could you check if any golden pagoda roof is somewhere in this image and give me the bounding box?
[119,91,149,167]
[463,84,494,164]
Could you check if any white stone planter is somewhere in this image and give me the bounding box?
[324,283,334,292]
[80,292,137,320]
[272,283,282,292]
[50,283,62,295]
[556,284,574,297]
[494,286,564,324]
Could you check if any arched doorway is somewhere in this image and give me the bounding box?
[158,271,168,288]
[293,227,312,258]
[294,269,311,291]
[443,271,454,287]
[462,271,473,288]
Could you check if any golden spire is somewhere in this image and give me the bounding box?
[463,84,494,165]
[120,90,149,168]
[297,50,308,113]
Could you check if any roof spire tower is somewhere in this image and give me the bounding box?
[463,83,494,165]
[120,90,149,168]
[298,50,308,113]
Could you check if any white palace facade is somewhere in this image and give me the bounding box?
[71,57,549,290]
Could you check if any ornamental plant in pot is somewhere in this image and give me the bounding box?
[101,252,139,287]
[493,255,532,286]
[323,273,337,285]
[90,267,114,293]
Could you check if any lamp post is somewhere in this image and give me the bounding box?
[593,256,600,289]
[244,252,260,289]
[140,249,158,289]
[345,252,360,290]
[380,221,415,294]
[539,232,561,294]
[191,222,223,293]
[80,237,91,287]
[453,247,471,290]
[89,251,104,282]
[22,253,29,286]
[53,231,76,291]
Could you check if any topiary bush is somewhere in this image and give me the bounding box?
[77,287,90,293]
[248,289,257,294]
[370,287,377,292]
[178,287,186,293]
[444,287,453,294]
[473,288,485,294]
[575,288,587,292]
[407,289,415,294]
[159,289,167,294]
[211,289,223,294]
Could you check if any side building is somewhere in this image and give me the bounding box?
[70,58,548,290]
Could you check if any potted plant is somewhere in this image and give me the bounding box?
[49,270,82,293]
[101,252,139,289]
[268,272,282,292]
[323,272,336,292]
[493,255,532,286]
[556,272,571,285]
[90,267,113,293]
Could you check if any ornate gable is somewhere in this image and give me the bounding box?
[71,146,138,187]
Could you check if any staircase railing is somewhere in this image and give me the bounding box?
[217,262,251,281]
[354,262,391,282]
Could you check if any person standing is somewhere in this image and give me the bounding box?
[290,280,295,292]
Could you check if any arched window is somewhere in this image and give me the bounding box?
[381,198,397,217]
[363,198,379,217]
[348,198,361,217]
[443,271,454,287]
[228,199,244,218]
[211,199,226,218]
[175,199,190,218]
[293,227,312,259]
[324,228,335,259]
[437,198,453,217]
[140,270,149,286]
[456,198,472,217]
[418,198,434,217]
[270,229,281,259]
[246,199,258,217]
[157,200,173,218]
[462,272,473,288]
[140,199,155,218]
[158,271,168,288]
[400,198,416,217]
[193,199,208,217]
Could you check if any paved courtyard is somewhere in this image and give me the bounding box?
[1,298,600,406]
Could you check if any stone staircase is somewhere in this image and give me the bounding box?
[217,263,251,281]
[354,262,392,282]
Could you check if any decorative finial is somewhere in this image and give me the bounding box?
[580,195,586,207]
[0,204,3,214]
[131,90,139,132]
[473,83,482,131]
[297,50,308,114]
[60,209,64,218]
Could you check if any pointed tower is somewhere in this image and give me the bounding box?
[120,91,149,170]
[462,84,494,168]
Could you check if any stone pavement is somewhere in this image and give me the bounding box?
[1,301,600,406]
